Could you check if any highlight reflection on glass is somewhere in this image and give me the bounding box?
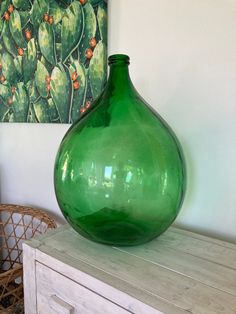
[54,54,186,246]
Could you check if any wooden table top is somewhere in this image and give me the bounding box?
[28,224,236,314]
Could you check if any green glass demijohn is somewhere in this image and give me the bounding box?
[54,54,186,246]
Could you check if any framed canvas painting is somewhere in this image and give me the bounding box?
[0,0,107,123]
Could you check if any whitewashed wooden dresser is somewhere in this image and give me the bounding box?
[23,224,236,314]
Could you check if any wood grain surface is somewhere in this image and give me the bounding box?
[24,225,236,314]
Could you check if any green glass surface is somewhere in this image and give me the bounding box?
[54,54,186,246]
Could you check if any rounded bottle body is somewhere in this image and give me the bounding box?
[54,55,186,246]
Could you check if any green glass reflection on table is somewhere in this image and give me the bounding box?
[54,54,186,246]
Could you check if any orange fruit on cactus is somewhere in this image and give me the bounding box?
[8,4,14,13]
[45,75,51,84]
[73,81,80,90]
[0,75,6,83]
[48,16,54,25]
[71,71,78,82]
[85,101,91,109]
[3,11,10,21]
[80,106,86,113]
[85,48,93,60]
[11,86,16,94]
[44,13,49,22]
[18,48,24,56]
[8,97,13,105]
[25,29,31,41]
[8,5,14,13]
[89,37,97,48]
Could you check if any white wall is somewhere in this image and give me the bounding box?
[1,0,236,242]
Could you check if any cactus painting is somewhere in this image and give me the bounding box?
[0,0,107,123]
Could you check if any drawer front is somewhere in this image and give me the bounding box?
[36,262,130,314]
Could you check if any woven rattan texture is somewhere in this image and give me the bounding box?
[0,204,56,313]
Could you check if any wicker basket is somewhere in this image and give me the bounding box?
[0,204,56,313]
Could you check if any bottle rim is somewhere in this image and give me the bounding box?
[108,54,130,65]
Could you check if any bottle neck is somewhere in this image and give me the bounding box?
[108,64,131,86]
[105,54,133,93]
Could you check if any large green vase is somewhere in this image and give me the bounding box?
[54,54,186,246]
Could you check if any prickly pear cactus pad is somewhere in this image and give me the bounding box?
[0,0,108,123]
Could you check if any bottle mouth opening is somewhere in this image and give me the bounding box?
[108,54,130,65]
